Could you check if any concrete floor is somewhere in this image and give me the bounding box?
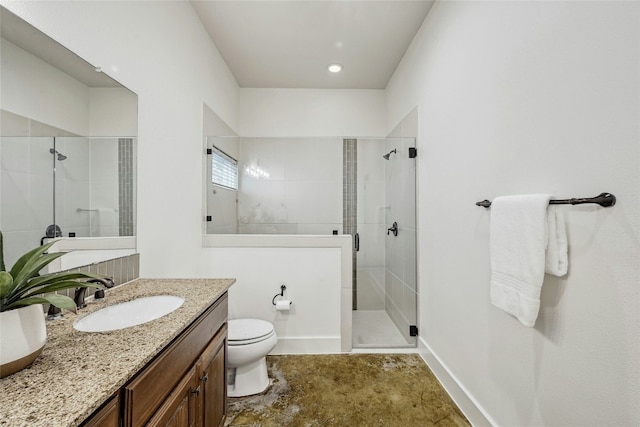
[226,353,469,426]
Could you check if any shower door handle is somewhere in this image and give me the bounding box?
[354,233,360,252]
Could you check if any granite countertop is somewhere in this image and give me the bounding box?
[0,278,235,427]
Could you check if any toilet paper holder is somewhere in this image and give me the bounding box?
[272,284,292,306]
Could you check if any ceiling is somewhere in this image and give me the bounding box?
[191,1,435,89]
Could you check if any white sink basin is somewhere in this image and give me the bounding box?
[73,295,185,332]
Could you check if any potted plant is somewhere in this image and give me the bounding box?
[0,230,102,378]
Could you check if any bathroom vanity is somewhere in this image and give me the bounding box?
[0,278,234,427]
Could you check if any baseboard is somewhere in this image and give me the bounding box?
[417,337,495,427]
[271,337,342,355]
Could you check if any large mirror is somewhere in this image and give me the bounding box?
[0,6,138,268]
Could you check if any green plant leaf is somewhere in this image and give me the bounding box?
[4,271,105,307]
[9,241,53,277]
[18,281,101,300]
[9,240,59,279]
[0,236,114,313]
[43,294,78,312]
[11,252,65,291]
[28,271,104,288]
[0,230,6,272]
[4,294,77,313]
[0,271,13,298]
[9,242,54,282]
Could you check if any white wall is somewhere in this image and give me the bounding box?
[202,233,352,353]
[387,1,639,426]
[201,244,344,354]
[239,88,386,137]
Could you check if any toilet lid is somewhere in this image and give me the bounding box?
[228,319,274,342]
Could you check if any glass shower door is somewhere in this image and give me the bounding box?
[351,137,417,348]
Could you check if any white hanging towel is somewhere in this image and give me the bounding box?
[545,206,568,276]
[489,194,568,327]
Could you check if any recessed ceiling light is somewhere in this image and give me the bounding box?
[328,63,343,73]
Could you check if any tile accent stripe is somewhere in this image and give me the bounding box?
[343,139,357,310]
[118,138,135,236]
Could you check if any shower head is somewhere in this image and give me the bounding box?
[49,148,67,161]
[382,149,397,160]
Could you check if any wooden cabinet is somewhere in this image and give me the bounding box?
[196,325,227,427]
[148,325,227,427]
[146,366,198,427]
[83,293,228,427]
[81,394,120,427]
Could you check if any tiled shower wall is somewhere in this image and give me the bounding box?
[343,138,357,310]
[1,135,133,269]
[236,137,342,234]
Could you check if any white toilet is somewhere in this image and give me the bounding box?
[227,318,278,397]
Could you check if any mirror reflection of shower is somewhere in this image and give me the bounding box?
[382,148,397,160]
[49,148,67,161]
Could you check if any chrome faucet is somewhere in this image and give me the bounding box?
[74,277,115,309]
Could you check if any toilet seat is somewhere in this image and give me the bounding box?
[228,319,275,346]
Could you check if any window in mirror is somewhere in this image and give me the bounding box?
[211,145,238,190]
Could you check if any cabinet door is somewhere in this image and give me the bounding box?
[81,393,119,427]
[196,325,227,427]
[147,366,198,427]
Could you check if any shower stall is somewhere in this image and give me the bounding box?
[0,135,137,268]
[349,138,417,348]
[206,136,417,348]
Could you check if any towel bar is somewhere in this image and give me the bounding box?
[476,192,616,208]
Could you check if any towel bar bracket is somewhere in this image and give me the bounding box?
[476,192,616,209]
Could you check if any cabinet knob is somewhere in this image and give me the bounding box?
[201,374,208,383]
[192,386,201,396]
